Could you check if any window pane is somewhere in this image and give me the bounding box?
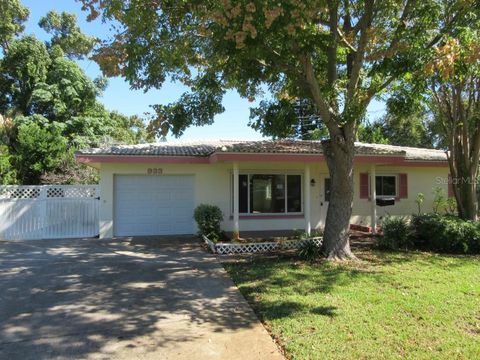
[375,176,382,196]
[239,175,248,213]
[382,176,396,196]
[376,176,396,196]
[250,175,285,213]
[287,175,302,212]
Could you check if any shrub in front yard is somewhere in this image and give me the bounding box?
[411,213,480,254]
[293,229,323,239]
[298,240,322,260]
[193,204,223,242]
[378,216,411,250]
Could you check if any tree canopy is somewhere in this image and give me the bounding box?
[39,11,97,59]
[0,1,153,184]
[0,0,29,52]
[358,111,435,148]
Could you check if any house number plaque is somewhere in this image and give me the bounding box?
[147,168,163,175]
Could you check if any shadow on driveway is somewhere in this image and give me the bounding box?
[0,236,283,359]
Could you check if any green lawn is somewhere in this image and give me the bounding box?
[224,251,480,360]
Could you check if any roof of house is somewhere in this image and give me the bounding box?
[77,140,447,162]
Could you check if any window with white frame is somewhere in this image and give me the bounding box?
[236,174,302,214]
[375,175,397,197]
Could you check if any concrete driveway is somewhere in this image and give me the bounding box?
[0,237,283,360]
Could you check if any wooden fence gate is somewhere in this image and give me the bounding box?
[0,185,100,240]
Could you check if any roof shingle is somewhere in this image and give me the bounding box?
[77,139,447,161]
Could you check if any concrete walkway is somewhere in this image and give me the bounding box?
[0,237,283,360]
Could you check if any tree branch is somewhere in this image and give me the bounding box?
[346,0,374,103]
[300,53,338,133]
[327,0,339,86]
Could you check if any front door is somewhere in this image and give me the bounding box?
[319,175,331,228]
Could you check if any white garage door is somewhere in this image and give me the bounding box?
[114,175,195,236]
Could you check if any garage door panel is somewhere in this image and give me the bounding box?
[155,192,172,201]
[116,208,155,218]
[172,191,193,201]
[114,175,194,236]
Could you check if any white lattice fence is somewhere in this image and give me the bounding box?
[0,185,100,240]
[204,236,323,255]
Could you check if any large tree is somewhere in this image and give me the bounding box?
[81,0,474,259]
[249,99,329,139]
[39,10,97,59]
[358,111,434,148]
[385,14,480,220]
[428,33,480,220]
[0,0,29,52]
[0,2,153,184]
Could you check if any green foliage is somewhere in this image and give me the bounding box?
[378,216,411,251]
[411,214,480,254]
[357,121,389,145]
[298,240,322,261]
[415,193,425,215]
[39,147,99,185]
[148,74,225,137]
[446,197,457,215]
[193,204,224,242]
[387,24,480,220]
[432,187,447,214]
[0,145,17,184]
[80,0,468,141]
[0,0,29,51]
[249,99,329,140]
[293,229,323,240]
[39,11,96,59]
[0,2,153,184]
[13,116,68,184]
[33,56,99,120]
[358,112,434,148]
[0,36,51,114]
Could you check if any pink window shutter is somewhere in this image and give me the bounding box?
[359,173,369,199]
[399,173,408,199]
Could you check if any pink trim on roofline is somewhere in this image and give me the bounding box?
[76,152,448,167]
[398,160,449,167]
[354,155,406,163]
[353,155,448,167]
[212,153,447,166]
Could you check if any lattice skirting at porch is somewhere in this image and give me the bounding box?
[203,236,323,255]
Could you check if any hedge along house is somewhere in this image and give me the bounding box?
[76,140,450,239]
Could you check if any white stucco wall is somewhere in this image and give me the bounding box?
[97,160,449,238]
[351,164,450,228]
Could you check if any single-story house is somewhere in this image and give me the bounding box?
[76,140,450,239]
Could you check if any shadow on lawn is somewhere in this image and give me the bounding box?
[225,243,480,326]
[252,300,338,320]
[0,236,260,359]
[355,247,480,269]
[224,253,376,324]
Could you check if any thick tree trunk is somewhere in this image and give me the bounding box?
[322,138,356,260]
[454,170,478,221]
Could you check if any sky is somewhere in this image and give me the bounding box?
[22,0,386,142]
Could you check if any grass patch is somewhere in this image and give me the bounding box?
[224,251,480,360]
